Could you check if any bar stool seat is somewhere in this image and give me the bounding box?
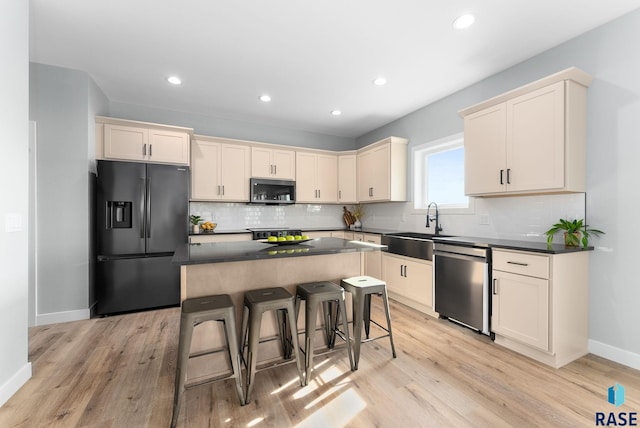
[295,281,354,385]
[340,275,397,370]
[240,287,304,405]
[171,294,243,428]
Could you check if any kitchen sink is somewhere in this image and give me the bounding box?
[381,232,453,261]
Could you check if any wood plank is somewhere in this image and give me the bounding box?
[1,300,639,427]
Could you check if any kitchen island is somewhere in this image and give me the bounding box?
[172,237,386,304]
[172,237,386,379]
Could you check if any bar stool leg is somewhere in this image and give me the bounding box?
[286,300,305,387]
[171,312,193,428]
[351,292,365,370]
[363,294,372,339]
[222,310,245,406]
[339,295,355,371]
[321,301,333,348]
[245,309,263,405]
[381,289,397,358]
[303,296,318,386]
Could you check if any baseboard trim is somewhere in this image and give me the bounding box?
[589,339,640,370]
[36,308,90,326]
[0,362,32,408]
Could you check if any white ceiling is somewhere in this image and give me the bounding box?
[29,1,640,139]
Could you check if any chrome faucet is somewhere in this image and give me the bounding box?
[426,202,443,235]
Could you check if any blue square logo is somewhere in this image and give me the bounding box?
[608,383,625,407]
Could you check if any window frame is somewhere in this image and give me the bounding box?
[411,132,475,215]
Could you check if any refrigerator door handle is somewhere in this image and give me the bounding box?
[146,178,151,238]
[139,178,146,239]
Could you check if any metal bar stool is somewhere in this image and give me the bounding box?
[340,275,397,369]
[294,281,354,385]
[240,287,304,405]
[171,294,244,428]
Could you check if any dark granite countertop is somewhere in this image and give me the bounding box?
[173,237,387,265]
[432,235,593,254]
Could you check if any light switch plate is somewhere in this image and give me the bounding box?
[5,213,23,232]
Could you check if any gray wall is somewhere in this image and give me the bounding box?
[29,63,108,320]
[110,102,355,151]
[0,0,30,406]
[358,10,640,361]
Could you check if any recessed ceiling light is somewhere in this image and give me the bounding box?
[167,76,182,85]
[330,110,342,116]
[373,77,387,86]
[453,13,475,30]
[259,94,272,102]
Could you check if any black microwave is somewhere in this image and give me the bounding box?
[249,178,296,205]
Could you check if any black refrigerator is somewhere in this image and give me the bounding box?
[95,160,189,315]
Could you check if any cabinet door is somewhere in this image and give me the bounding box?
[357,150,374,201]
[191,140,221,200]
[273,149,295,179]
[363,234,382,279]
[295,152,318,202]
[492,270,549,351]
[148,129,190,165]
[316,153,337,203]
[506,81,565,193]
[382,254,432,307]
[219,144,250,200]
[464,104,507,195]
[338,154,357,203]
[369,144,390,201]
[251,147,274,178]
[104,124,147,161]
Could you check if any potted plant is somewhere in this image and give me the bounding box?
[189,215,202,234]
[544,218,604,248]
[351,204,365,229]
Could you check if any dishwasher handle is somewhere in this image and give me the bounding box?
[434,250,488,264]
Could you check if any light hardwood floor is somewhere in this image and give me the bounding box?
[1,299,639,427]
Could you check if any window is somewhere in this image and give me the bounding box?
[413,133,472,213]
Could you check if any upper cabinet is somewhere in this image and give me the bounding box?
[96,116,191,166]
[251,146,295,180]
[191,136,251,201]
[460,67,592,197]
[357,137,408,202]
[296,151,338,203]
[338,153,357,203]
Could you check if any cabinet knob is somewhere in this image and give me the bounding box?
[493,278,498,295]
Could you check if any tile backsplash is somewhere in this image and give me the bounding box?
[190,193,586,244]
[190,202,346,230]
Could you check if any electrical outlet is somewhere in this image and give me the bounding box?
[479,215,489,225]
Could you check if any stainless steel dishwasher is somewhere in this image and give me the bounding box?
[434,242,491,336]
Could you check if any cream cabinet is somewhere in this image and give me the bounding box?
[461,68,591,196]
[189,233,252,244]
[190,137,250,201]
[491,248,589,368]
[97,117,191,165]
[382,252,435,317]
[251,146,295,180]
[362,233,382,279]
[357,137,408,202]
[296,152,338,203]
[300,230,347,239]
[338,153,357,203]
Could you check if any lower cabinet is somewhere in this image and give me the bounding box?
[382,252,436,317]
[491,249,589,368]
[189,233,252,243]
[362,233,382,280]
